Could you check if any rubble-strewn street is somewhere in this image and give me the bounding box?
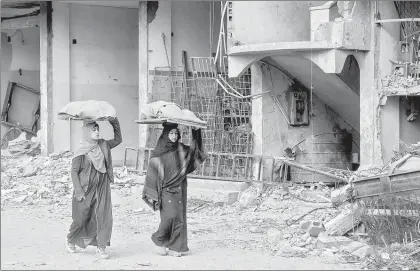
[2,149,419,270]
[2,0,420,269]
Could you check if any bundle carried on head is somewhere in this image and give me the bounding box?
[58,100,116,121]
[139,101,206,128]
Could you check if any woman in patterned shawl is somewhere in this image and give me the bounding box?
[142,122,207,257]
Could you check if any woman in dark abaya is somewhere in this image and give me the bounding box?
[65,117,122,259]
[142,122,207,257]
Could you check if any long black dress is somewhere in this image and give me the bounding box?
[142,128,207,253]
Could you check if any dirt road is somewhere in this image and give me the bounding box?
[1,191,358,270]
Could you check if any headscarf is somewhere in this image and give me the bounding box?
[73,120,106,173]
[150,122,180,158]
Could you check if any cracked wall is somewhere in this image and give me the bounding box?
[68,4,139,165]
[253,62,358,182]
[229,1,311,45]
[1,28,40,141]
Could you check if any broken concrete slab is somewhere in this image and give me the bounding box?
[306,221,326,237]
[321,250,336,259]
[267,228,283,246]
[1,172,11,182]
[351,245,373,259]
[300,220,311,230]
[330,184,353,206]
[317,232,353,249]
[341,241,366,254]
[277,246,309,258]
[22,165,38,177]
[1,188,17,197]
[238,191,258,208]
[259,197,283,210]
[395,156,420,173]
[188,178,250,191]
[189,188,239,205]
[12,195,28,203]
[300,189,329,201]
[324,202,366,236]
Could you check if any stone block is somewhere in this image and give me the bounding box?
[351,245,373,259]
[300,220,311,230]
[341,241,366,254]
[238,192,258,208]
[267,228,282,246]
[330,184,352,206]
[260,197,283,210]
[306,221,326,237]
[23,165,38,177]
[1,172,11,182]
[317,232,353,249]
[189,188,239,205]
[277,246,309,258]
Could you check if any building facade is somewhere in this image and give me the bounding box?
[1,1,419,182]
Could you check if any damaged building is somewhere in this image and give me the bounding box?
[0,0,420,257]
[1,1,419,182]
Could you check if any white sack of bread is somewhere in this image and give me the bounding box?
[141,101,183,119]
[140,101,205,124]
[58,100,116,120]
[181,109,205,123]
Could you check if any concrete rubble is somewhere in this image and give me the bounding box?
[1,141,419,270]
[309,141,420,269]
[6,132,42,156]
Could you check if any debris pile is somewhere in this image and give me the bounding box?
[305,141,420,269]
[1,150,74,207]
[360,241,420,270]
[380,73,420,92]
[349,141,420,179]
[6,132,41,156]
[1,146,142,208]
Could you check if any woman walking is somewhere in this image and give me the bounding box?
[142,123,207,257]
[65,117,122,259]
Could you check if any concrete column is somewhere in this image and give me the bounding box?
[0,5,2,115]
[358,3,382,167]
[39,2,54,155]
[251,63,263,180]
[52,2,71,153]
[380,96,400,161]
[138,1,149,171]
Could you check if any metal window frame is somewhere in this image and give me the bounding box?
[1,81,40,135]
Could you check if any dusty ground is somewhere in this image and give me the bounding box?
[2,150,418,270]
[1,187,358,270]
